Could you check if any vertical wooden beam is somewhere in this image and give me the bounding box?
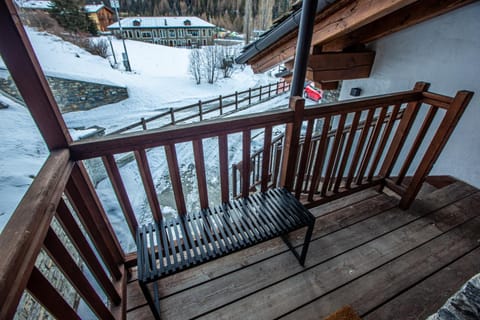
[219,135,229,203]
[67,163,124,279]
[102,155,138,238]
[0,0,71,150]
[399,90,473,209]
[261,126,273,192]
[27,267,81,320]
[165,144,187,215]
[134,149,162,222]
[242,130,252,197]
[379,82,430,179]
[280,96,305,191]
[192,139,209,209]
[295,120,314,198]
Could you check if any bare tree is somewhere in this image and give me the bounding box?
[244,0,252,44]
[202,45,221,84]
[189,49,202,84]
[219,46,239,78]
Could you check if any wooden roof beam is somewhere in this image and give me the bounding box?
[323,0,476,51]
[250,0,418,73]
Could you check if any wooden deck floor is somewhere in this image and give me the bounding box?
[126,178,480,319]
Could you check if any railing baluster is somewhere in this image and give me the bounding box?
[242,130,251,197]
[396,105,438,185]
[56,199,121,305]
[134,149,162,222]
[219,135,229,203]
[321,114,347,196]
[356,106,388,185]
[308,116,331,201]
[334,111,362,192]
[368,104,401,181]
[379,82,430,179]
[27,267,81,320]
[192,139,209,209]
[400,90,473,209]
[346,109,375,189]
[43,228,116,320]
[261,126,273,192]
[67,164,123,280]
[164,144,187,215]
[102,154,138,238]
[295,120,314,198]
[329,131,347,191]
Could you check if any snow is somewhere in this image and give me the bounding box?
[16,0,52,9]
[84,4,104,13]
[0,26,283,238]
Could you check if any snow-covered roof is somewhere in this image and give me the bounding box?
[108,16,215,29]
[16,0,52,9]
[84,4,105,13]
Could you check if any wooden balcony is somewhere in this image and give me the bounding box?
[0,2,476,319]
[125,177,480,319]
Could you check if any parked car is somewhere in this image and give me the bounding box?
[303,82,323,102]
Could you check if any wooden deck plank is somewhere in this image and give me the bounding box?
[280,192,480,319]
[197,192,480,319]
[126,191,390,311]
[126,181,478,319]
[363,247,480,320]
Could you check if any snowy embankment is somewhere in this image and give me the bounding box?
[0,27,284,236]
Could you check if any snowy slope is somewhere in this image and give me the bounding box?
[0,27,282,235]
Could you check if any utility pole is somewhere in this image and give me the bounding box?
[110,0,131,71]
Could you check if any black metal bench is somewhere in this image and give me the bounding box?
[136,188,315,319]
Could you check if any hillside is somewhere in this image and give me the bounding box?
[115,0,294,33]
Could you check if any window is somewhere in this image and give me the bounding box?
[128,30,133,38]
[153,30,157,37]
[161,30,166,38]
[178,29,184,37]
[203,39,207,46]
[202,29,206,37]
[187,29,199,37]
[136,31,140,38]
[168,29,176,38]
[142,32,152,38]
[208,29,212,36]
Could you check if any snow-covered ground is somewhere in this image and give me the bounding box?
[0,27,287,238]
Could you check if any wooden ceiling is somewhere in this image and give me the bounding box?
[248,0,475,75]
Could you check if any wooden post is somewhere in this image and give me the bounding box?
[399,90,473,209]
[235,91,239,110]
[141,117,147,130]
[219,95,223,115]
[259,86,262,101]
[198,100,203,121]
[280,96,305,191]
[170,107,175,125]
[248,88,252,105]
[268,83,272,98]
[276,81,279,95]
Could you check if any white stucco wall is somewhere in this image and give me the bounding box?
[339,2,480,187]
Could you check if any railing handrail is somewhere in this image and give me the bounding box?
[0,149,72,319]
[70,109,294,160]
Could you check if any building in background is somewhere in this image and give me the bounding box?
[107,16,216,47]
[84,4,114,32]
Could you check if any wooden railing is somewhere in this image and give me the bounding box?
[109,81,290,135]
[0,83,473,319]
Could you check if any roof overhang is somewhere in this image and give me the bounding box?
[237,0,476,74]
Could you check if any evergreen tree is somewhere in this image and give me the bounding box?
[49,0,96,34]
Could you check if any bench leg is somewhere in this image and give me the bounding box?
[140,281,161,320]
[281,223,314,267]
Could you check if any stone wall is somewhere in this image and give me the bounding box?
[0,69,128,113]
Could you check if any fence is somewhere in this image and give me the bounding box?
[108,81,290,135]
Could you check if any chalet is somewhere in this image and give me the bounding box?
[107,16,216,47]
[84,3,114,32]
[1,0,479,320]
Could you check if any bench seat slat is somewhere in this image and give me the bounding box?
[137,187,315,281]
